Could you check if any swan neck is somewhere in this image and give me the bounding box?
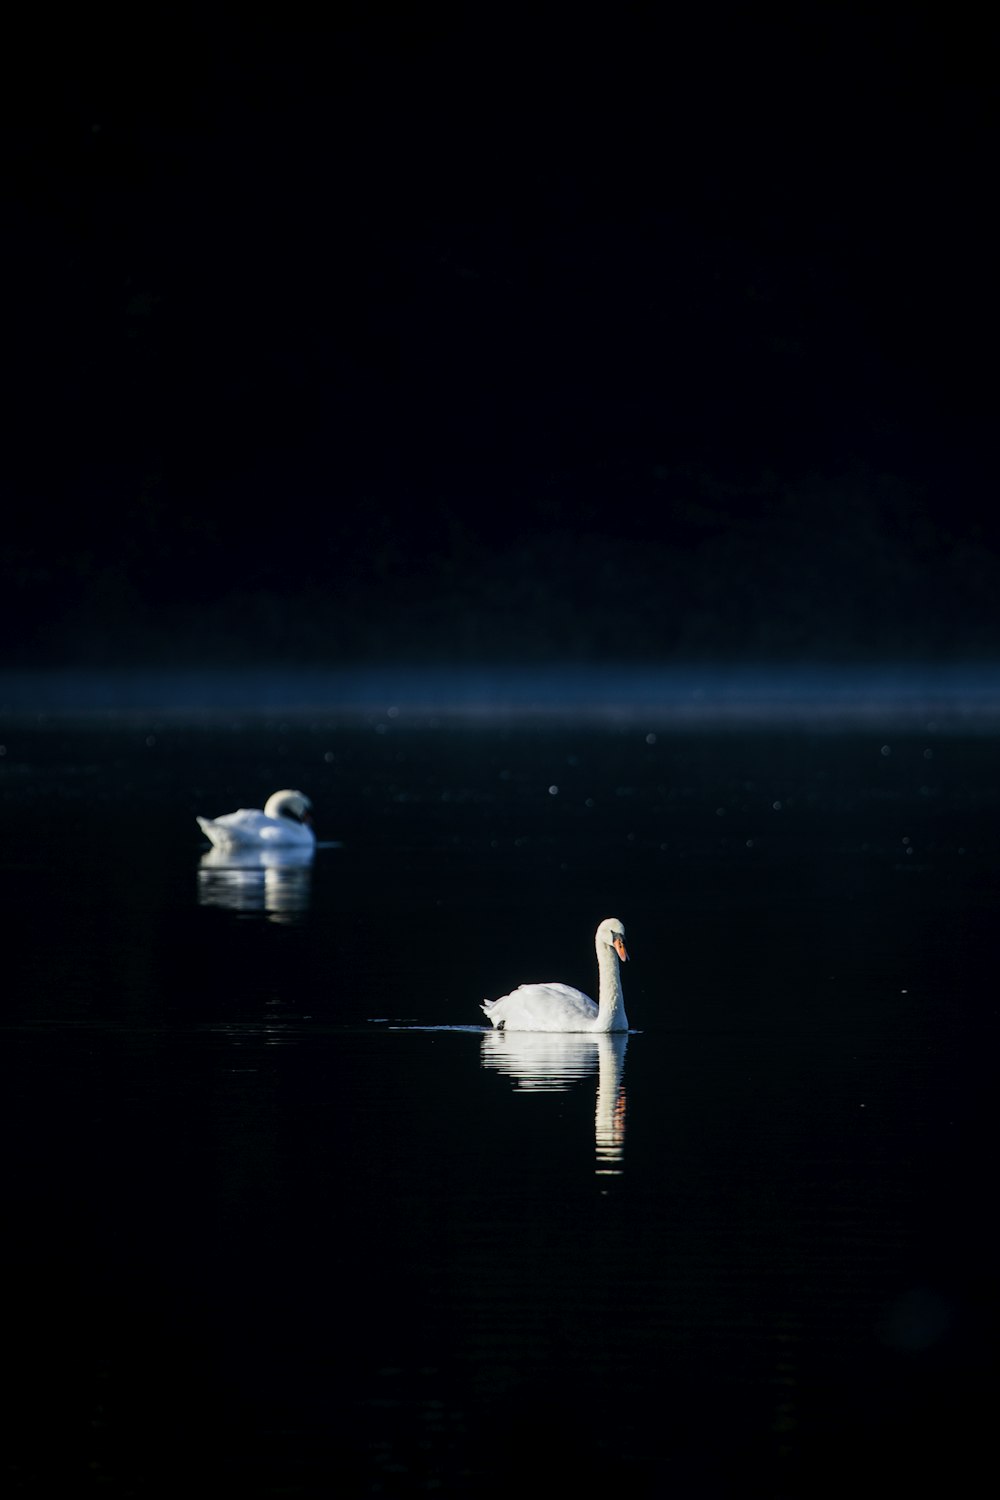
[595,943,627,1031]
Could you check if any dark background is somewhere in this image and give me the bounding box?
[2,3,995,669]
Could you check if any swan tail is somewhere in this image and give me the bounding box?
[196,816,241,851]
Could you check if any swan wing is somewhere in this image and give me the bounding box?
[482,982,598,1031]
[197,808,274,849]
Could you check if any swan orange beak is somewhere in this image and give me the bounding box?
[613,936,628,962]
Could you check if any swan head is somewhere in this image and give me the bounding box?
[596,917,628,963]
[263,789,313,825]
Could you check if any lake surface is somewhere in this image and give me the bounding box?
[1,709,996,1496]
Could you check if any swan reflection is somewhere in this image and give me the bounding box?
[480,1031,629,1175]
[197,845,313,922]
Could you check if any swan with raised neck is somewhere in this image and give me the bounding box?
[481,918,629,1033]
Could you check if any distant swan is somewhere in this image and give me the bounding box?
[481,918,629,1033]
[195,789,315,852]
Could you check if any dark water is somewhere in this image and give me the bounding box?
[2,716,997,1496]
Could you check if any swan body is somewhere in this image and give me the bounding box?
[481,918,629,1033]
[195,789,315,852]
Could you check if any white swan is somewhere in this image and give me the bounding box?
[195,789,315,852]
[481,918,629,1033]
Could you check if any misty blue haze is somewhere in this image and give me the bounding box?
[3,662,999,726]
